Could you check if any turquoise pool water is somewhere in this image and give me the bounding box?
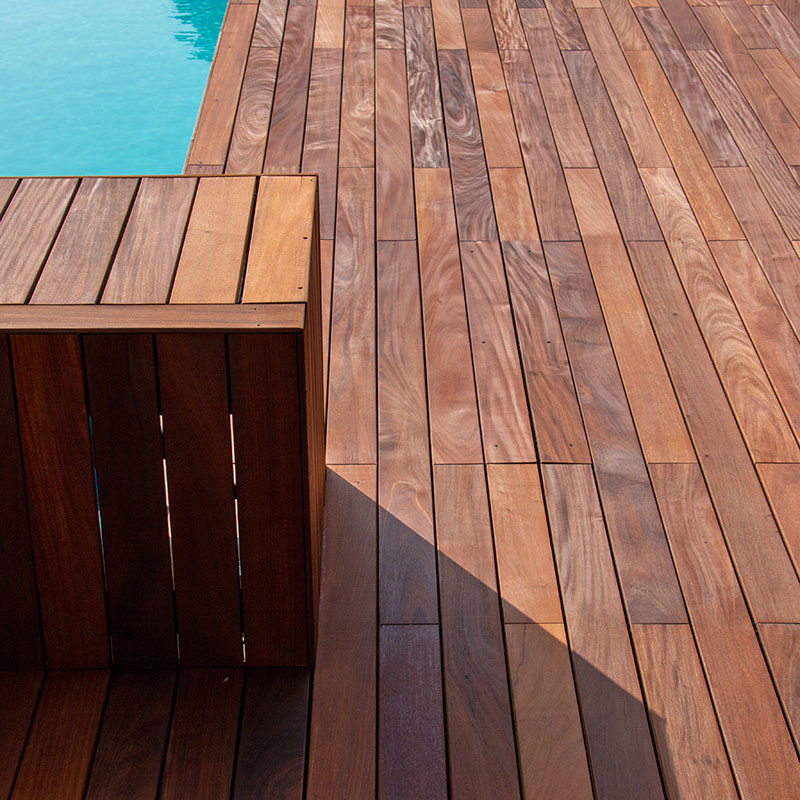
[0,0,228,176]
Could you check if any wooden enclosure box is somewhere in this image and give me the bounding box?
[0,175,324,669]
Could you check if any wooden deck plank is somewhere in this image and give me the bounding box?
[0,672,43,799]
[0,177,18,216]
[339,8,375,168]
[377,0,405,48]
[599,0,649,50]
[431,0,467,48]
[751,49,800,135]
[488,167,539,241]
[542,0,588,49]
[752,5,800,75]
[253,0,288,48]
[377,241,438,624]
[658,0,712,50]
[722,4,774,49]
[488,0,527,49]
[434,464,521,798]
[759,624,800,749]
[758,464,800,574]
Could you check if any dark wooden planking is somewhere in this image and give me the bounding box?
[563,51,662,241]
[0,672,43,798]
[379,625,448,799]
[520,9,596,168]
[505,624,593,800]
[760,624,800,748]
[377,241,438,624]
[12,671,109,800]
[631,624,739,800]
[306,466,377,799]
[0,178,76,303]
[157,334,242,666]
[650,463,800,798]
[487,464,561,622]
[439,49,498,241]
[599,0,649,50]
[640,167,799,464]
[405,7,448,168]
[565,168,695,464]
[501,49,579,242]
[376,49,416,240]
[302,48,343,240]
[414,168,483,463]
[85,671,176,800]
[461,241,536,461]
[502,241,590,462]
[629,241,800,621]
[689,47,800,239]
[658,0,711,50]
[230,333,308,665]
[339,8,375,168]
[84,334,175,667]
[327,168,376,464]
[0,337,42,669]
[638,8,744,168]
[185,3,256,168]
[542,464,665,800]
[434,464,521,798]
[252,0,288,47]
[233,669,310,799]
[376,0,405,47]
[320,239,334,404]
[31,178,137,303]
[103,177,196,304]
[12,335,109,669]
[542,0,588,49]
[226,46,280,173]
[263,5,315,172]
[545,242,687,623]
[160,669,243,800]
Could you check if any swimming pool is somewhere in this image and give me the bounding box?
[0,0,228,176]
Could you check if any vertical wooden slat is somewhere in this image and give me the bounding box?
[0,671,43,799]
[12,334,109,669]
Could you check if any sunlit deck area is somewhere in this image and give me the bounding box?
[4,0,800,796]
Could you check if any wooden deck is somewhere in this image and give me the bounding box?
[5,0,800,796]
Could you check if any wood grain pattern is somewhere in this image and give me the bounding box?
[565,168,694,463]
[488,168,539,242]
[502,241,590,462]
[0,178,77,303]
[160,669,243,800]
[752,5,800,75]
[85,671,176,800]
[658,0,711,50]
[252,0,288,47]
[722,4,774,49]
[377,0,405,48]
[0,177,18,215]
[340,8,375,168]
[314,0,345,49]
[751,49,800,135]
[542,0,588,49]
[759,623,800,748]
[12,671,110,800]
[306,466,377,799]
[545,242,687,624]
[506,624,594,800]
[599,0,649,50]
[431,0,466,48]
[542,464,665,800]
[327,168,376,464]
[0,671,43,798]
[379,626,448,799]
[488,0,527,49]
[414,168,483,463]
[758,463,800,574]
[377,241,438,624]
[434,464,521,799]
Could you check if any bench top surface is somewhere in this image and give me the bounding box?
[0,175,317,324]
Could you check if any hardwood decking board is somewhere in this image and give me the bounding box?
[751,49,800,134]
[631,624,740,800]
[487,464,561,622]
[638,8,745,168]
[376,0,405,47]
[597,0,649,51]
[488,0,528,49]
[414,168,483,463]
[233,669,310,799]
[758,464,800,573]
[376,49,416,240]
[752,5,800,76]
[103,177,196,304]
[160,669,243,800]
[542,0,588,49]
[541,464,666,800]
[263,5,315,172]
[658,0,712,50]
[377,241,438,624]
[501,49,579,241]
[339,8,375,168]
[563,51,662,242]
[327,168,376,464]
[629,241,800,622]
[431,0,467,48]
[252,0,288,46]
[505,624,593,800]
[226,47,280,173]
[405,7,449,168]
[0,177,18,216]
[85,671,176,800]
[306,466,377,799]
[434,464,521,798]
[378,625,448,798]
[545,241,687,623]
[502,240,590,462]
[462,7,499,51]
[0,672,42,798]
[302,48,343,240]
[461,241,536,461]
[759,623,800,748]
[0,178,77,303]
[520,10,596,168]
[640,167,800,463]
[31,178,137,304]
[721,4,774,49]
[650,463,800,798]
[314,0,345,49]
[320,238,333,400]
[489,167,539,241]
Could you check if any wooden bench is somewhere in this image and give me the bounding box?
[0,174,324,669]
